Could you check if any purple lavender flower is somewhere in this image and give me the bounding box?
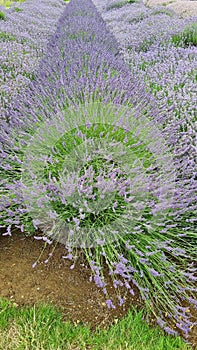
[164,326,178,336]
[106,299,116,309]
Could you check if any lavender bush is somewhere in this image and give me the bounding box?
[0,0,196,340]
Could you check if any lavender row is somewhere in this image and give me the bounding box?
[0,0,196,339]
[93,0,197,229]
[82,0,196,337]
[0,0,167,257]
[5,0,161,131]
[0,0,67,121]
[0,0,158,236]
[93,0,196,126]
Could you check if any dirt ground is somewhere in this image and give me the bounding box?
[0,231,142,329]
[0,231,196,348]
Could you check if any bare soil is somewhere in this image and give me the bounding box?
[0,230,142,329]
[0,230,196,348]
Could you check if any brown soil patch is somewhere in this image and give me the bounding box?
[0,230,196,348]
[0,230,141,329]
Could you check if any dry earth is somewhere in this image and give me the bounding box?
[0,231,196,348]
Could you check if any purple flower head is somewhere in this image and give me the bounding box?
[106,299,116,309]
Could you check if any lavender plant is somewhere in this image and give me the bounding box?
[93,0,197,333]
[0,0,196,340]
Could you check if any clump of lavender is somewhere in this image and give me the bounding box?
[1,0,155,231]
[93,0,197,336]
[0,0,196,339]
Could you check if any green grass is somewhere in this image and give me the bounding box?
[0,0,25,8]
[0,298,191,350]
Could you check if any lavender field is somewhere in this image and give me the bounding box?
[0,0,197,348]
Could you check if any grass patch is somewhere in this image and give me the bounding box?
[0,298,191,350]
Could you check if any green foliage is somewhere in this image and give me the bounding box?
[107,0,137,11]
[129,13,145,24]
[0,31,17,41]
[68,30,95,41]
[0,0,25,8]
[0,31,27,45]
[43,122,153,231]
[0,299,191,350]
[128,37,155,52]
[0,11,6,20]
[22,71,36,81]
[151,9,174,17]
[172,23,197,47]
[14,7,23,11]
